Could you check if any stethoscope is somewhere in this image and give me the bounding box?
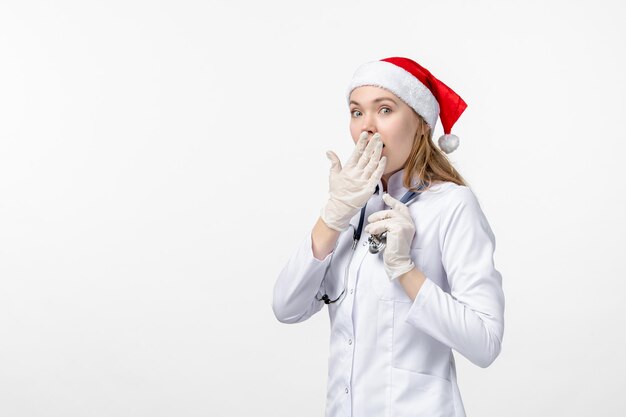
[316,182,428,305]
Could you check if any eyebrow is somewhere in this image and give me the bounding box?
[349,97,398,106]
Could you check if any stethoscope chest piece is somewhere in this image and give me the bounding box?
[367,232,387,254]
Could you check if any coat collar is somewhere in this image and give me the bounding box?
[375,168,420,201]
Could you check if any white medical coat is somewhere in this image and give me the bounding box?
[272,169,505,417]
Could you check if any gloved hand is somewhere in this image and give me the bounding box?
[364,193,416,280]
[320,132,387,232]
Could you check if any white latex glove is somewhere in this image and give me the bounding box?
[320,132,387,232]
[364,193,416,280]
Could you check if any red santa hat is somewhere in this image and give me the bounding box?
[346,57,467,154]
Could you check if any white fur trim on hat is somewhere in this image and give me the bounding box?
[346,60,440,138]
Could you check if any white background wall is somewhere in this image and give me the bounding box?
[1,0,625,416]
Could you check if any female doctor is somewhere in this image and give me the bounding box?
[272,57,505,417]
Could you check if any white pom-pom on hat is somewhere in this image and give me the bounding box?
[438,134,460,154]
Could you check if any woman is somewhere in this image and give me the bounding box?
[272,57,505,417]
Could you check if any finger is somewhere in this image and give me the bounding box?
[364,218,393,235]
[366,156,387,188]
[356,133,380,170]
[361,138,384,178]
[382,193,409,214]
[367,209,395,224]
[358,132,380,169]
[326,150,342,175]
[345,132,369,168]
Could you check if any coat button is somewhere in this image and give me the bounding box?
[345,387,349,394]
[348,339,352,345]
[350,288,354,294]
[362,241,366,246]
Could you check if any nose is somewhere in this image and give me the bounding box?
[361,114,377,139]
[360,114,385,146]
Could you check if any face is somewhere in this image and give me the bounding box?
[349,86,420,180]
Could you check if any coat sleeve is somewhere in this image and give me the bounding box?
[403,186,505,368]
[272,231,333,324]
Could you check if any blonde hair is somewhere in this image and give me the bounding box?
[403,112,468,192]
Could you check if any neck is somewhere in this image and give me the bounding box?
[381,168,401,192]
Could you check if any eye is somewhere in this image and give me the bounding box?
[380,107,391,114]
[351,109,362,117]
